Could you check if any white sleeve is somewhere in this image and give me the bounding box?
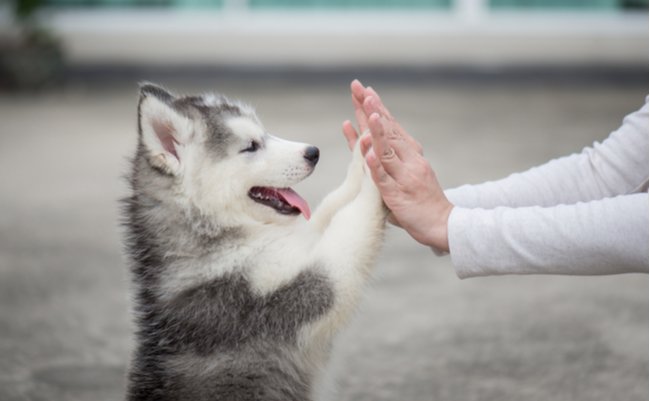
[445,97,649,208]
[448,193,649,278]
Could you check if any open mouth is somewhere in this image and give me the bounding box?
[248,186,311,220]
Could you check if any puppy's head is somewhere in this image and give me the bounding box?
[136,83,318,226]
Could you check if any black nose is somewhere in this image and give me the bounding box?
[304,146,320,166]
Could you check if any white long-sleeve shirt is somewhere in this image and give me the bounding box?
[444,97,649,279]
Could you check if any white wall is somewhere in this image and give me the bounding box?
[4,5,648,67]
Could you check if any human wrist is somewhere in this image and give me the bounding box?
[425,202,453,252]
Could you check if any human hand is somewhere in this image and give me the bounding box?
[342,81,369,151]
[343,79,454,252]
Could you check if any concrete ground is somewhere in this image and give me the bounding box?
[0,75,647,401]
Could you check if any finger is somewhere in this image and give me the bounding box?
[365,91,423,158]
[367,112,393,161]
[359,133,372,156]
[385,120,424,157]
[362,94,380,117]
[351,82,369,133]
[354,102,369,134]
[351,79,366,105]
[365,107,419,162]
[364,86,394,120]
[368,113,408,182]
[365,148,393,186]
[363,94,395,125]
[341,120,359,151]
[363,95,423,157]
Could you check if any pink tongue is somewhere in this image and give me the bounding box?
[277,188,311,220]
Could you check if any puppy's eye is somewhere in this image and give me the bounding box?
[241,140,260,153]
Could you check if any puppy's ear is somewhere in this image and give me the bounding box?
[138,83,193,175]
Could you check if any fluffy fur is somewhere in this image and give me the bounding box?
[122,83,387,401]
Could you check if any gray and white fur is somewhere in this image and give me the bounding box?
[122,83,387,401]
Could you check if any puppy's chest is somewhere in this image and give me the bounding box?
[153,267,334,354]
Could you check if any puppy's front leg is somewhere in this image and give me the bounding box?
[312,167,388,333]
[309,137,366,233]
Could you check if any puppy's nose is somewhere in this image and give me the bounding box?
[304,146,320,166]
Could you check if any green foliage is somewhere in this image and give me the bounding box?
[15,0,44,20]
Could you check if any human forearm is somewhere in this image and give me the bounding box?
[448,193,649,278]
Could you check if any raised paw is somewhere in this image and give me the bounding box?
[356,129,373,175]
[351,131,366,164]
[361,168,387,215]
[345,129,367,181]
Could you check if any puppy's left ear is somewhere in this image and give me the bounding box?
[138,83,194,175]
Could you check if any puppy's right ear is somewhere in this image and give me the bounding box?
[138,83,193,175]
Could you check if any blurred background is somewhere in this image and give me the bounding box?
[0,1,648,400]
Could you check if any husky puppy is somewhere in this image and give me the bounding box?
[122,83,387,401]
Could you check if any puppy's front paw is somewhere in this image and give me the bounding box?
[351,131,368,164]
[346,130,367,179]
[356,129,373,175]
[361,172,387,216]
